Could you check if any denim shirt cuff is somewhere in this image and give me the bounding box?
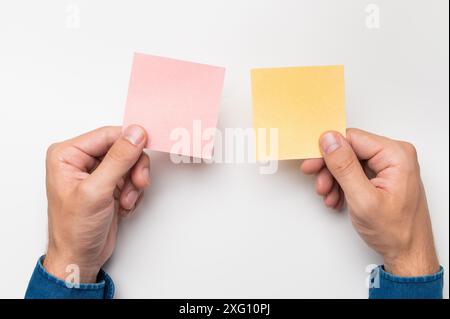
[25,255,115,299]
[369,265,444,299]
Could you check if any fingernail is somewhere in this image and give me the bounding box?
[142,168,150,184]
[125,190,139,208]
[320,132,342,154]
[124,125,146,146]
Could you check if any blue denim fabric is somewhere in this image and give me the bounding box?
[25,256,443,299]
[369,265,444,299]
[25,256,114,299]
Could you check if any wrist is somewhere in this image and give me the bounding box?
[383,205,440,277]
[384,257,439,277]
[44,249,100,283]
[383,238,439,277]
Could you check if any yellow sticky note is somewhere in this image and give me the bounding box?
[251,65,346,160]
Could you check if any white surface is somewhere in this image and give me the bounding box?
[0,0,448,298]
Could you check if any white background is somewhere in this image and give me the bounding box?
[0,0,448,298]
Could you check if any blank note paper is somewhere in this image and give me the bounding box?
[251,65,346,160]
[123,53,225,159]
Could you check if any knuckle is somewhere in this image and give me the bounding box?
[98,125,116,136]
[106,142,133,165]
[99,125,114,131]
[93,126,120,144]
[401,142,418,158]
[46,143,61,163]
[333,154,357,178]
[395,141,419,172]
[96,126,111,141]
[141,152,150,166]
[345,128,356,142]
[345,128,359,138]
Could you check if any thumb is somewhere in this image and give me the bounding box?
[319,131,375,202]
[86,125,147,193]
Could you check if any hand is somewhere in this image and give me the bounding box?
[301,128,439,276]
[43,125,150,283]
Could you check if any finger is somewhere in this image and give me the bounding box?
[324,182,340,208]
[85,125,148,193]
[320,131,376,204]
[130,152,151,190]
[113,176,126,200]
[335,188,345,211]
[68,126,122,157]
[315,167,334,196]
[362,161,376,180]
[119,178,141,211]
[119,192,144,218]
[346,128,393,174]
[346,128,389,160]
[301,158,325,174]
[130,192,145,217]
[50,145,100,173]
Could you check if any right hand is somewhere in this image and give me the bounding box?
[301,128,439,277]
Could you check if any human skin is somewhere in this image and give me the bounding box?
[43,125,439,283]
[43,125,150,283]
[301,128,440,276]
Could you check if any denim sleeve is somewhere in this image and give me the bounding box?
[369,265,444,299]
[25,256,115,299]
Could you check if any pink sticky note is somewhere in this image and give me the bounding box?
[123,53,225,159]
